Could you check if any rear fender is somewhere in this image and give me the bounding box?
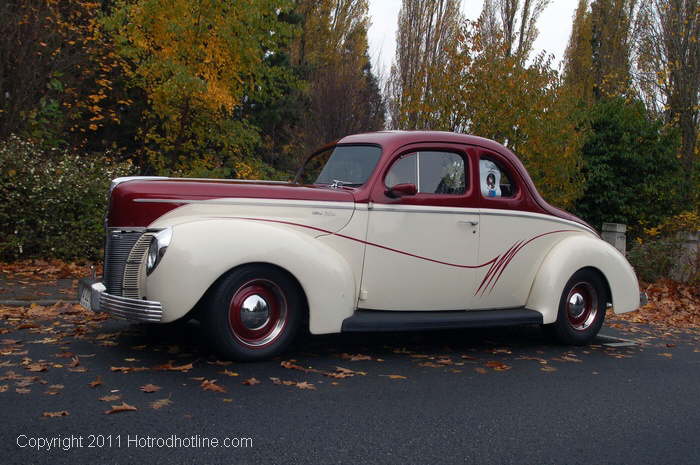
[526,235,640,324]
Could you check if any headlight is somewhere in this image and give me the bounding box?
[145,227,172,275]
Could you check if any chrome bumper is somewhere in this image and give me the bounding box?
[78,277,163,322]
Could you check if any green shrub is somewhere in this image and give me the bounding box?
[628,236,685,283]
[0,135,133,260]
[573,97,684,236]
[628,212,700,284]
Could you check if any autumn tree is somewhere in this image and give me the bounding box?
[478,0,551,61]
[462,15,585,208]
[290,0,385,157]
[387,0,462,129]
[104,0,298,177]
[386,1,583,207]
[564,0,638,101]
[0,0,131,151]
[635,0,700,179]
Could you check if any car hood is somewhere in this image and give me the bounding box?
[108,178,355,231]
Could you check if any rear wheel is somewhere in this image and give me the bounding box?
[545,269,606,345]
[204,264,303,361]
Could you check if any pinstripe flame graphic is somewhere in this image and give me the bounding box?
[474,230,576,296]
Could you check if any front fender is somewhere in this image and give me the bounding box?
[526,235,640,324]
[146,219,356,333]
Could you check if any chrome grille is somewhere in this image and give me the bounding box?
[123,234,154,299]
[104,230,146,296]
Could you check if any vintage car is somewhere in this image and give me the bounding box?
[79,131,643,360]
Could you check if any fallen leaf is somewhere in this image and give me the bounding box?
[540,366,558,372]
[139,384,161,393]
[474,367,488,374]
[88,376,102,388]
[0,385,8,392]
[658,353,673,358]
[150,398,172,410]
[418,362,442,368]
[99,394,121,402]
[296,381,316,390]
[242,377,261,386]
[26,363,48,372]
[382,374,407,379]
[222,398,233,403]
[485,361,512,371]
[340,353,372,361]
[16,388,30,394]
[201,379,227,393]
[42,411,69,418]
[152,362,193,372]
[218,369,239,377]
[104,402,137,415]
[110,366,147,373]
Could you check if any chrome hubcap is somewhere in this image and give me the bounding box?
[566,282,598,331]
[568,292,586,319]
[240,294,270,330]
[228,279,288,348]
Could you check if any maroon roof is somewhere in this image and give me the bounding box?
[338,131,594,232]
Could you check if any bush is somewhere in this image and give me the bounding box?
[628,211,700,284]
[573,97,684,235]
[0,135,133,260]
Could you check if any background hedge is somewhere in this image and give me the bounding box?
[0,136,133,260]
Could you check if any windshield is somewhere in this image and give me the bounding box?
[297,145,382,186]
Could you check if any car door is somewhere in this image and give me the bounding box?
[473,149,557,309]
[359,146,480,311]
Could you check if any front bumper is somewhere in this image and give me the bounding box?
[78,277,163,322]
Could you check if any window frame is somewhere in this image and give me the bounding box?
[374,145,474,207]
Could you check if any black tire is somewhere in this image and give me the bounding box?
[203,264,303,361]
[544,268,607,345]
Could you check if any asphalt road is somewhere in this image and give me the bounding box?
[1,306,699,465]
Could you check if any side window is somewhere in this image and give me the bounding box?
[385,153,417,188]
[385,151,466,195]
[479,157,516,198]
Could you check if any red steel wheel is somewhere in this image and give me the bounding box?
[205,264,303,361]
[227,279,288,348]
[545,268,607,345]
[565,282,598,331]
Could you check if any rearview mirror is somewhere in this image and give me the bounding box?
[386,183,418,198]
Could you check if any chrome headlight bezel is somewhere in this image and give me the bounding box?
[145,227,172,276]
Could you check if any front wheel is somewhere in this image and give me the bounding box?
[544,269,607,345]
[203,264,303,361]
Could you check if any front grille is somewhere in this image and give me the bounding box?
[104,230,151,297]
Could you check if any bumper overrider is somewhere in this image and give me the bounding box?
[78,277,163,322]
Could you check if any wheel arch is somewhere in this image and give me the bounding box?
[526,234,640,324]
[200,261,309,322]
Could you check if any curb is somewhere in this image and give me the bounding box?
[0,299,78,307]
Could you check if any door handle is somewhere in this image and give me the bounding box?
[458,220,479,226]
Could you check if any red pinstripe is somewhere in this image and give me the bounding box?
[220,216,575,295]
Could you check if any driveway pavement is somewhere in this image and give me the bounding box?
[0,299,698,465]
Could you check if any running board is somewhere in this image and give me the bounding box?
[341,308,543,332]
